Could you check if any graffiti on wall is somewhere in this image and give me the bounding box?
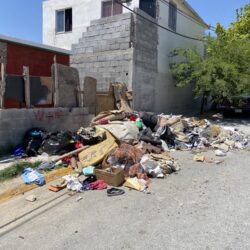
[33,109,63,122]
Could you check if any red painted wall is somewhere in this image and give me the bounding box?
[6,42,70,76]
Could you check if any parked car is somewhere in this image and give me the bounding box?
[217,95,250,114]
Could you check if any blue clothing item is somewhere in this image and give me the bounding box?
[22,167,45,186]
[13,145,26,157]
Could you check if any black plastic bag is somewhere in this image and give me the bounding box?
[39,131,75,155]
[23,128,46,156]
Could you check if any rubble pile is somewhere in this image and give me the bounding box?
[6,83,250,196]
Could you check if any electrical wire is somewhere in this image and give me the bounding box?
[159,0,213,30]
[114,0,206,42]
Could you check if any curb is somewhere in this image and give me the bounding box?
[0,167,73,204]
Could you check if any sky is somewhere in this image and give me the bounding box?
[0,0,249,43]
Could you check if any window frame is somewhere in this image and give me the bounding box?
[101,0,123,18]
[139,0,156,19]
[168,2,177,32]
[55,8,72,34]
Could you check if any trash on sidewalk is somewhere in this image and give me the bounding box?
[124,177,148,192]
[48,179,67,192]
[78,129,117,168]
[22,168,45,186]
[193,155,220,164]
[3,81,250,201]
[107,188,125,196]
[193,155,205,162]
[215,150,227,157]
[95,167,124,187]
[25,194,37,202]
[82,166,95,176]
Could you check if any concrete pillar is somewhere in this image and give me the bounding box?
[84,77,97,114]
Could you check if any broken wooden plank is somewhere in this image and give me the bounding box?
[0,63,6,108]
[23,66,31,108]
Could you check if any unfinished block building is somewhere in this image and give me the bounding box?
[43,0,208,113]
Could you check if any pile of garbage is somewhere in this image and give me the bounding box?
[17,83,249,195]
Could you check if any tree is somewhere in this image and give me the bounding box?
[170,4,250,113]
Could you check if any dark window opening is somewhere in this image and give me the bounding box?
[102,1,123,18]
[168,2,177,31]
[56,8,72,33]
[65,9,72,32]
[139,0,156,18]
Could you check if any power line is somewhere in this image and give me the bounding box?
[159,0,216,31]
[114,0,206,42]
[159,0,212,30]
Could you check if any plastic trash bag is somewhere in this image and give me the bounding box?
[140,155,164,178]
[22,167,45,186]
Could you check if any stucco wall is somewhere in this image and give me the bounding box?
[43,0,139,50]
[0,107,93,148]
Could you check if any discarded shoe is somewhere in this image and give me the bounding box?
[107,188,125,196]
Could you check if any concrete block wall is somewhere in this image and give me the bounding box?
[0,107,93,148]
[132,9,158,111]
[52,64,80,107]
[70,13,133,91]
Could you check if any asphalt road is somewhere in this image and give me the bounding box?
[0,147,250,250]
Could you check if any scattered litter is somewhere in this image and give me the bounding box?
[95,167,124,187]
[140,154,164,178]
[48,179,67,192]
[193,155,205,162]
[37,162,55,171]
[212,113,223,119]
[4,82,249,202]
[193,155,216,164]
[25,194,37,202]
[22,168,45,186]
[76,196,83,202]
[89,180,107,190]
[215,160,224,165]
[82,166,95,176]
[215,150,227,157]
[124,177,148,192]
[107,188,125,196]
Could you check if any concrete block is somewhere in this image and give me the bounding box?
[86,47,94,53]
[120,43,130,50]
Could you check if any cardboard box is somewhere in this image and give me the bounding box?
[95,167,124,187]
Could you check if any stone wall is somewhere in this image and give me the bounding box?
[0,107,93,148]
[70,13,133,91]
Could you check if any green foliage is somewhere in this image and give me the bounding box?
[0,161,41,182]
[170,3,250,107]
[229,4,250,39]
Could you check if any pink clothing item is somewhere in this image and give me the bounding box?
[89,180,107,190]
